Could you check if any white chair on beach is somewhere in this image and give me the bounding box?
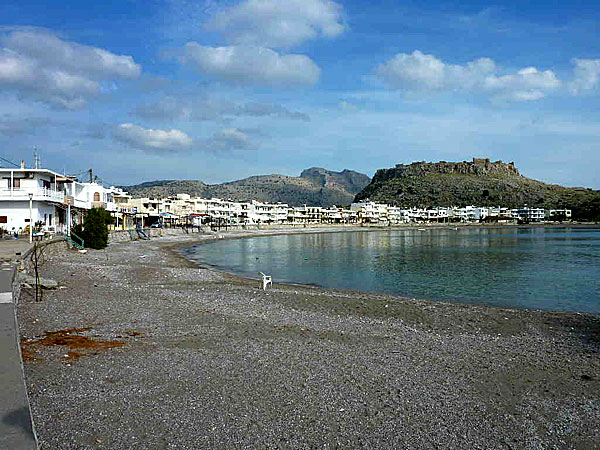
[258,272,272,290]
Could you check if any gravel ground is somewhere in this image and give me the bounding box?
[17,229,600,449]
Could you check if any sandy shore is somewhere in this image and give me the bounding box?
[17,228,600,449]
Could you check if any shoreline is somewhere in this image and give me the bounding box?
[169,224,599,314]
[17,231,600,448]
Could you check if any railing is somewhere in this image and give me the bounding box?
[66,231,84,249]
[0,188,65,203]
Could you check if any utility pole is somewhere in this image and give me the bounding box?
[29,193,33,243]
[89,169,94,184]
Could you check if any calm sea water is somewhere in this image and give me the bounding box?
[183,227,600,312]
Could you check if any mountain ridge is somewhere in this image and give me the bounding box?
[122,168,371,207]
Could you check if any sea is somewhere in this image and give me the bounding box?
[183,226,600,313]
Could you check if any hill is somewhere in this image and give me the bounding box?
[123,168,371,207]
[355,158,600,221]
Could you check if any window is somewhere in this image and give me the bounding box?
[93,192,100,202]
[0,216,7,223]
[8,178,21,188]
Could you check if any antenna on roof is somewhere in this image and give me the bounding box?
[33,148,40,169]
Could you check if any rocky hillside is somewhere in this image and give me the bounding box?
[355,158,600,221]
[123,168,370,207]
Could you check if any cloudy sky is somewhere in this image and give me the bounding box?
[1,0,599,188]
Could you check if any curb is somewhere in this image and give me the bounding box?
[0,256,39,449]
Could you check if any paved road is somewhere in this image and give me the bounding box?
[0,261,37,449]
[0,239,31,261]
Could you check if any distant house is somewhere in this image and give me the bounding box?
[547,209,572,220]
[514,207,546,222]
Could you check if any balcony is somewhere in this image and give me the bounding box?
[91,201,107,209]
[0,188,65,203]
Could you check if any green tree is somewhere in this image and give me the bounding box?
[77,208,112,249]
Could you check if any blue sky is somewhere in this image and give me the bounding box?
[1,0,599,188]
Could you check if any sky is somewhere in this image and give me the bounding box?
[1,0,599,188]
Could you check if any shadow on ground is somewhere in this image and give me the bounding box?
[2,406,34,436]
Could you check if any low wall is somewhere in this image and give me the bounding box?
[19,238,71,275]
[109,223,397,243]
[109,230,134,243]
[109,227,206,243]
[212,223,393,231]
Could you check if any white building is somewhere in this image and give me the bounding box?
[0,164,70,233]
[248,200,288,223]
[350,201,388,222]
[547,209,572,220]
[514,207,546,222]
[0,161,137,235]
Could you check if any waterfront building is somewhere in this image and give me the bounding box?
[0,162,136,234]
[248,200,289,223]
[320,206,358,224]
[514,207,546,222]
[0,163,70,233]
[131,197,161,215]
[547,209,572,220]
[350,201,388,223]
[288,206,310,224]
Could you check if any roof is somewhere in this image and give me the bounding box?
[0,167,75,179]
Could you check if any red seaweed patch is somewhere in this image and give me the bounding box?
[21,327,124,364]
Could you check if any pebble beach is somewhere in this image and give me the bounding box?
[17,228,600,449]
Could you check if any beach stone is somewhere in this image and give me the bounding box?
[20,274,58,289]
[14,227,600,450]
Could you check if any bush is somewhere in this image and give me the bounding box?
[77,208,112,249]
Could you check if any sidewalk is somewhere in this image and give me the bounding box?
[0,254,37,449]
[0,238,32,261]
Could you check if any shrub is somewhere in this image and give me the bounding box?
[77,208,112,249]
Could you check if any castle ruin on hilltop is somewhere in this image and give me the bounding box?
[388,157,521,179]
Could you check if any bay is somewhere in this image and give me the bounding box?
[184,226,600,312]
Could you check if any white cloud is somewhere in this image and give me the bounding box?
[0,31,141,109]
[207,128,257,151]
[0,115,54,136]
[4,31,140,79]
[375,50,560,101]
[208,0,346,48]
[114,123,193,151]
[133,96,195,121]
[133,96,310,121]
[570,58,600,94]
[484,67,560,101]
[377,51,449,90]
[179,43,320,85]
[237,102,310,120]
